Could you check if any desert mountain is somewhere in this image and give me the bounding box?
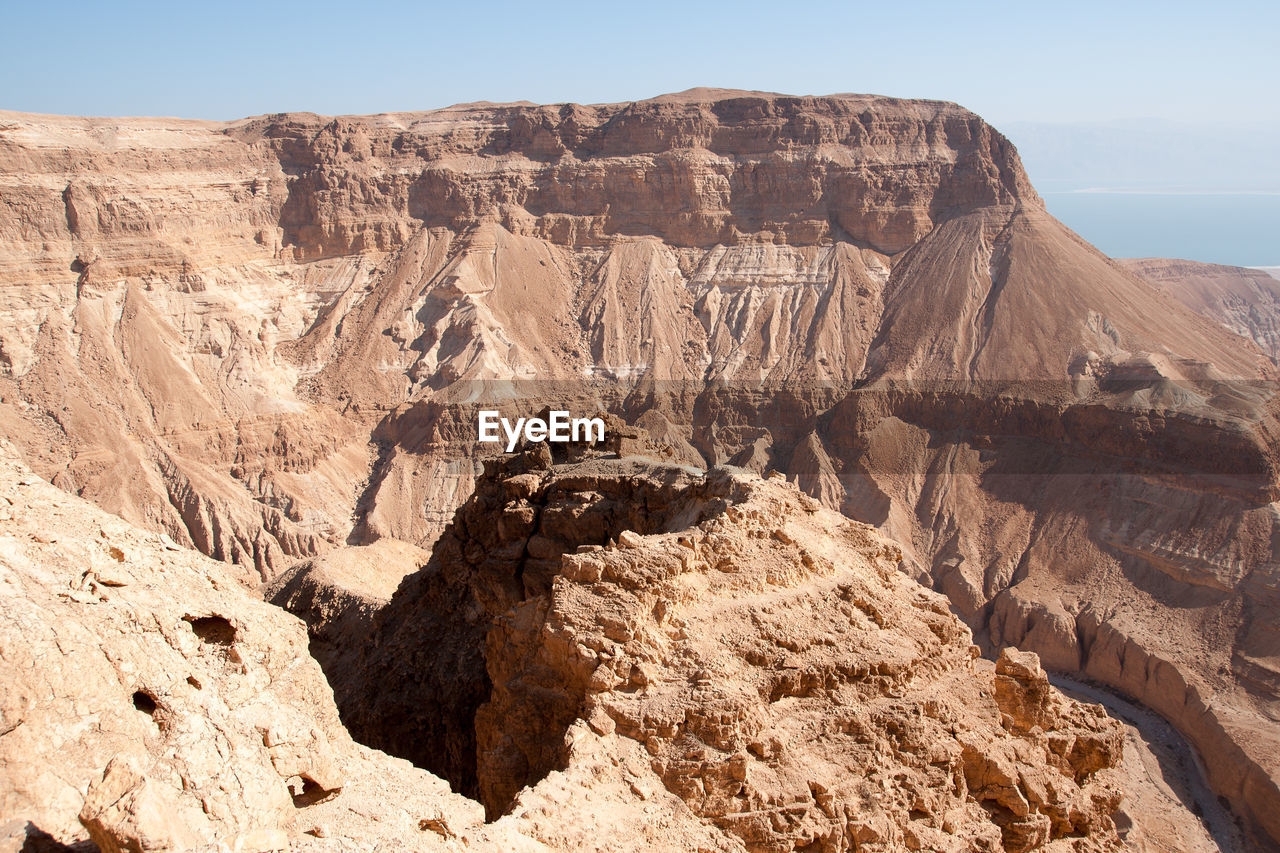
[2,90,1279,847]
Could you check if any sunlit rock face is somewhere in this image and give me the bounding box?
[3,88,1280,846]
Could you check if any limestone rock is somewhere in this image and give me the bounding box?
[994,648,1058,734]
[79,756,205,853]
[0,441,484,850]
[2,89,1279,846]
[318,454,1129,852]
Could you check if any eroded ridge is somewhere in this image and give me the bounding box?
[317,446,1130,851]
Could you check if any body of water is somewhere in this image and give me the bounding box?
[1039,187,1280,267]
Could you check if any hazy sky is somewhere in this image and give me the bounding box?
[3,0,1276,126]
[5,0,1277,263]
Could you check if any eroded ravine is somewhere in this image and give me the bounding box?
[1048,673,1251,852]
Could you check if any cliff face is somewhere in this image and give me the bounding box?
[231,90,1037,259]
[0,91,1050,578]
[2,90,1280,846]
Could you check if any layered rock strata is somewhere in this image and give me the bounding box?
[3,91,1280,843]
[1122,257,1280,363]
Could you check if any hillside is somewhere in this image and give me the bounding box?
[2,91,1279,847]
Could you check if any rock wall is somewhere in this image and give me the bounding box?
[3,90,1280,844]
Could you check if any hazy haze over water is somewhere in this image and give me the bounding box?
[1004,120,1280,266]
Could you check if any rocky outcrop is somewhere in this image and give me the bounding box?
[339,446,710,799]
[479,467,1130,852]
[0,441,490,851]
[300,450,1131,851]
[0,431,1138,852]
[0,441,788,853]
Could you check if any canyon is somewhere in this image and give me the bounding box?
[1,89,1279,849]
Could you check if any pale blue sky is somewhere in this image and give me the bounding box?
[5,0,1277,263]
[2,0,1276,125]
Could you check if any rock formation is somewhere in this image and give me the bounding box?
[0,90,1062,574]
[1,438,1141,852]
[0,440,484,851]
[291,446,1133,851]
[1122,257,1280,363]
[2,89,1280,847]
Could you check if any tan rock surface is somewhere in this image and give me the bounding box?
[0,440,487,850]
[3,90,1280,847]
[1126,252,1280,358]
[266,539,427,682]
[0,439,765,852]
[311,450,1132,851]
[1121,257,1280,363]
